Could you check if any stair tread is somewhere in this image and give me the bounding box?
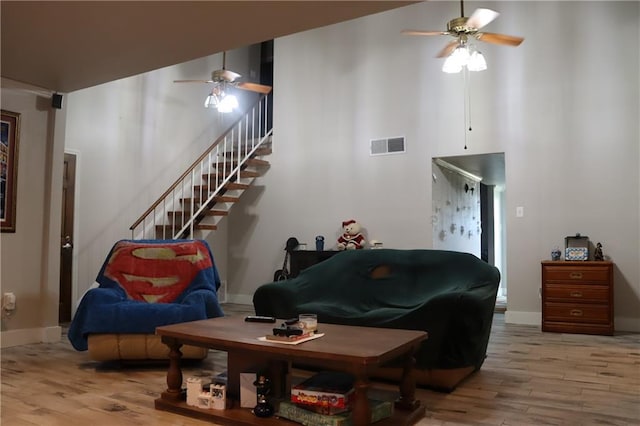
[193,182,250,192]
[195,224,218,230]
[168,208,229,216]
[224,182,250,190]
[221,147,272,157]
[240,170,261,178]
[215,158,269,167]
[207,210,228,216]
[213,195,239,202]
[202,170,262,179]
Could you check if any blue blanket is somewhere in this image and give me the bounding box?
[68,239,224,351]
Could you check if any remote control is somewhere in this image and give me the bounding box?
[245,315,276,323]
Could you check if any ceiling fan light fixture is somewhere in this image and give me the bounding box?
[217,93,239,113]
[442,45,487,73]
[204,86,238,113]
[442,45,468,73]
[467,50,487,72]
[442,54,463,73]
[204,91,219,108]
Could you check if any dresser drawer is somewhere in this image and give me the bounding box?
[543,266,610,283]
[544,283,610,303]
[544,302,610,324]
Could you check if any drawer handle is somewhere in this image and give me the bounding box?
[570,291,583,298]
[569,272,583,279]
[570,309,583,317]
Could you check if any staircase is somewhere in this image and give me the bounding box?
[130,94,272,240]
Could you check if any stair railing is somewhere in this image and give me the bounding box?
[130,93,272,240]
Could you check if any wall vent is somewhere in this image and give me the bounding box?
[370,136,405,156]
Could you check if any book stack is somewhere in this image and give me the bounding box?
[277,371,394,426]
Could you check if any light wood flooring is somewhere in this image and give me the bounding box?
[1,304,638,425]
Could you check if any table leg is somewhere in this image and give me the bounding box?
[396,344,420,410]
[350,373,371,426]
[161,337,184,401]
[267,359,290,399]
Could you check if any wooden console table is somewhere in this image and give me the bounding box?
[155,316,427,426]
[289,250,340,277]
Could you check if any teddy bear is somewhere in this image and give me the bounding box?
[336,219,366,250]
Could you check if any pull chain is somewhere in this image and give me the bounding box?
[467,68,473,133]
[462,67,472,150]
[462,68,468,149]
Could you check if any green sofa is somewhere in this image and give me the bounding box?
[253,248,500,391]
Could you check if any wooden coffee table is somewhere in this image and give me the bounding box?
[155,316,427,426]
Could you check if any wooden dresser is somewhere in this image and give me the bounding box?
[541,261,614,335]
[289,250,340,277]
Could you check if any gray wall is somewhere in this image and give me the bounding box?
[0,89,66,344]
[1,1,638,346]
[229,1,639,329]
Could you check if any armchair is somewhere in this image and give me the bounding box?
[68,239,224,361]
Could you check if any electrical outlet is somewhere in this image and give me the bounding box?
[3,292,16,311]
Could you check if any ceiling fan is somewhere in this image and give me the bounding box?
[174,51,272,94]
[401,0,524,58]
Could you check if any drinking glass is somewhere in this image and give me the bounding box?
[298,314,317,333]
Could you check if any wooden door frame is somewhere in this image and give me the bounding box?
[59,152,76,323]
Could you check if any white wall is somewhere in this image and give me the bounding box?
[1,88,65,346]
[229,1,640,330]
[64,47,258,305]
[7,2,635,347]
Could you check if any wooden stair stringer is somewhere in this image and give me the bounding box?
[168,172,265,240]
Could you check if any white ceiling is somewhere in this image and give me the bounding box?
[1,1,418,93]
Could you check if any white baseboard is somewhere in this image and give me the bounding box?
[1,326,62,348]
[614,317,640,332]
[504,311,541,326]
[504,311,640,333]
[226,293,253,306]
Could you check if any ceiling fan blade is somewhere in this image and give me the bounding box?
[436,40,459,58]
[401,29,450,36]
[476,32,524,46]
[236,82,272,94]
[466,8,499,30]
[174,79,214,83]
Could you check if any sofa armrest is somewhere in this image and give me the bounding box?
[181,288,225,319]
[414,289,494,370]
[253,282,300,319]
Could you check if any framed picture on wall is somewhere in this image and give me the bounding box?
[1,109,21,232]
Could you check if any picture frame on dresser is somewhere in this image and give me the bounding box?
[1,109,21,233]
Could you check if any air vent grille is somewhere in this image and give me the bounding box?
[370,136,405,156]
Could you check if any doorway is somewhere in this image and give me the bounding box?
[59,153,76,323]
[432,153,506,304]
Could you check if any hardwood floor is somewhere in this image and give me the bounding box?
[1,304,638,425]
